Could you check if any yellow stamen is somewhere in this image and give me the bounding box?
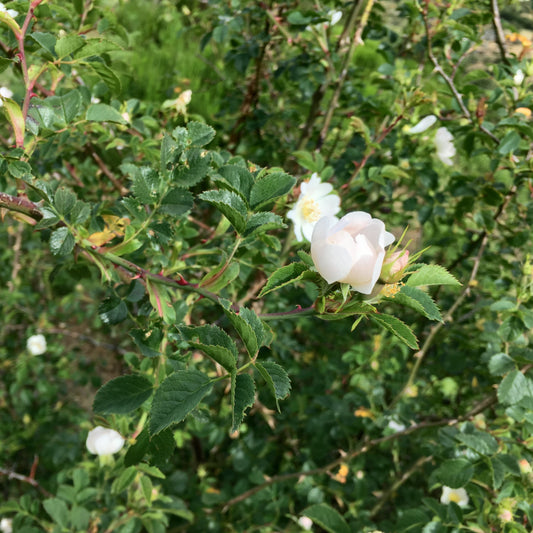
[300,197,321,222]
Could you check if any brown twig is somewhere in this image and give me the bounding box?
[0,192,42,220]
[90,150,128,195]
[221,392,497,511]
[0,463,53,498]
[491,0,510,66]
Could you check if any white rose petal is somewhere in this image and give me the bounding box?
[0,518,12,533]
[329,10,342,27]
[26,334,47,355]
[0,2,18,17]
[287,173,341,242]
[440,486,469,508]
[311,211,395,294]
[298,516,313,530]
[86,426,125,456]
[408,114,437,134]
[387,419,406,433]
[0,86,13,107]
[514,68,525,85]
[434,127,456,166]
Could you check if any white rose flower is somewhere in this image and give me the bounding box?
[311,212,395,294]
[387,419,406,433]
[408,114,437,134]
[26,334,47,355]
[287,173,341,242]
[0,518,12,533]
[298,516,313,530]
[434,127,456,166]
[86,426,125,456]
[0,2,18,17]
[440,486,469,508]
[328,10,342,27]
[0,86,13,107]
[514,68,525,85]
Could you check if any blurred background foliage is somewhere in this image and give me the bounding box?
[1,0,533,532]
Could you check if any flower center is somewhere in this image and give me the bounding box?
[301,197,321,222]
[449,492,461,504]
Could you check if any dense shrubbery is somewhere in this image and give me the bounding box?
[1,1,533,532]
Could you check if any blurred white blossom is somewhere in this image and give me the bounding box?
[0,518,12,533]
[86,426,125,456]
[408,115,437,134]
[328,10,342,27]
[0,86,13,107]
[434,127,456,166]
[387,419,406,433]
[440,486,469,507]
[26,334,47,355]
[514,68,525,85]
[0,2,18,17]
[287,173,341,242]
[298,516,313,530]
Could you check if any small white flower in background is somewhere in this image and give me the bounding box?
[178,89,192,106]
[408,114,437,134]
[287,173,341,242]
[91,96,101,104]
[26,334,47,355]
[434,127,456,166]
[440,486,469,508]
[0,86,13,107]
[86,426,125,456]
[121,111,130,123]
[387,419,406,433]
[298,516,313,530]
[514,68,525,85]
[328,10,342,27]
[0,2,18,17]
[0,518,12,533]
[311,211,395,294]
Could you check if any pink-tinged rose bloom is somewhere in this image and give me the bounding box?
[311,212,395,294]
[287,173,341,242]
[86,426,125,456]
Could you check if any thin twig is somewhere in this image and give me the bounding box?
[491,0,510,66]
[90,150,128,195]
[0,464,53,498]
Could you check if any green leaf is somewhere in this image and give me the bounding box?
[180,325,238,372]
[98,296,128,325]
[222,305,259,357]
[258,262,308,297]
[93,375,153,414]
[232,373,255,432]
[73,38,122,59]
[54,90,83,124]
[239,307,270,347]
[406,265,461,287]
[488,353,515,376]
[199,189,248,233]
[199,260,240,292]
[86,61,122,93]
[31,32,57,55]
[216,165,254,201]
[498,130,521,155]
[498,369,527,405]
[130,328,163,358]
[434,458,474,488]
[255,361,290,411]
[49,227,75,256]
[244,212,285,236]
[131,167,160,205]
[395,285,443,321]
[86,103,126,124]
[455,431,498,456]
[250,171,296,208]
[112,466,137,494]
[369,313,419,350]
[302,503,350,533]
[187,121,216,146]
[124,429,150,466]
[54,187,76,216]
[173,148,209,188]
[149,370,213,434]
[160,188,193,217]
[55,34,85,58]
[43,498,69,528]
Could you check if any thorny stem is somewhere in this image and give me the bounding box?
[221,392,497,512]
[421,0,500,144]
[317,0,375,150]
